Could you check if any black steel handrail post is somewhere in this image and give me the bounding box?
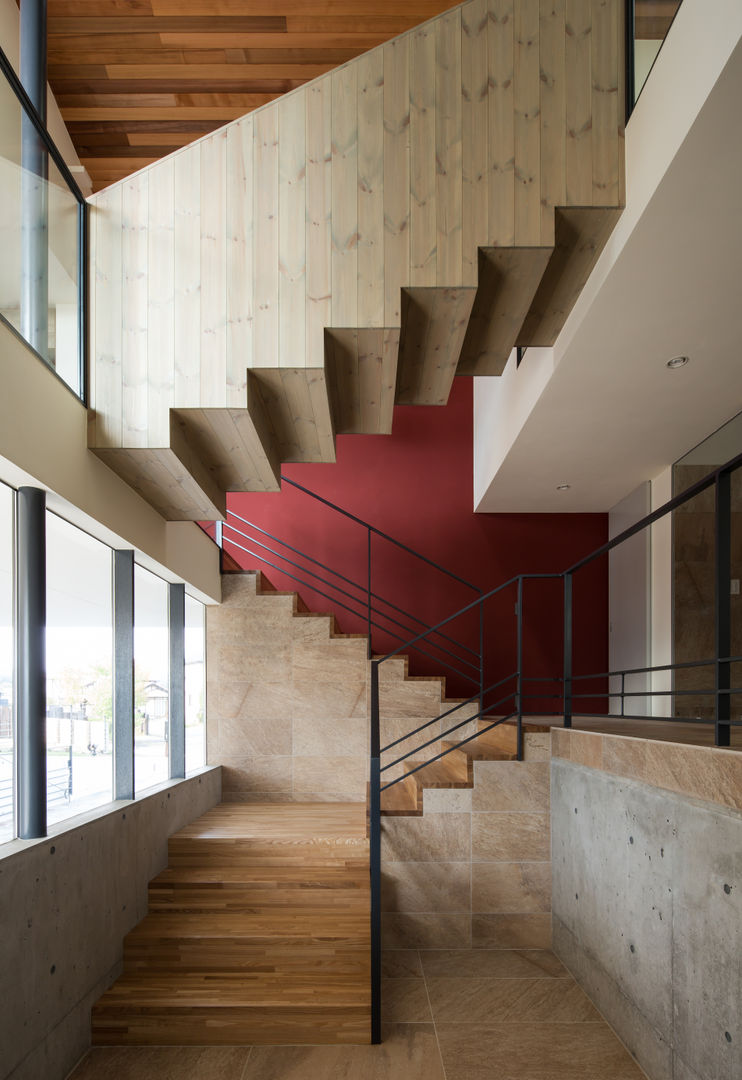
[370,660,381,1044]
[620,671,625,718]
[563,573,573,728]
[367,527,372,659]
[479,598,484,719]
[715,469,732,747]
[516,577,523,760]
[17,487,47,838]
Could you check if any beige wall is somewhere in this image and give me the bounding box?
[0,322,220,601]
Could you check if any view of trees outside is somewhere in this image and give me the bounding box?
[134,565,170,792]
[46,512,114,825]
[0,483,13,843]
[185,595,205,772]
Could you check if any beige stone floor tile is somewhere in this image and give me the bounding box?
[381,813,471,862]
[221,756,293,794]
[471,913,552,949]
[381,977,433,1021]
[218,716,292,758]
[293,714,368,757]
[382,912,472,949]
[382,950,423,977]
[68,1046,250,1079]
[212,679,296,722]
[419,949,568,979]
[425,976,601,1023]
[244,1023,446,1080]
[435,1021,647,1079]
[472,862,551,913]
[472,761,549,812]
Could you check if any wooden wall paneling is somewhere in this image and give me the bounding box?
[356,48,385,329]
[461,0,489,288]
[538,0,566,246]
[435,8,463,285]
[279,91,307,373]
[91,184,123,449]
[409,22,436,287]
[513,0,540,245]
[199,131,228,408]
[254,107,280,367]
[331,63,359,329]
[306,77,333,371]
[382,34,410,329]
[487,0,515,247]
[121,172,149,447]
[147,155,175,447]
[565,0,592,204]
[173,147,201,406]
[226,116,254,408]
[591,0,620,207]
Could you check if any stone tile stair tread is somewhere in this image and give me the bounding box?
[125,912,369,941]
[404,751,470,788]
[94,972,370,1008]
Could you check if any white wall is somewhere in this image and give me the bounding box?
[650,467,673,716]
[608,482,651,715]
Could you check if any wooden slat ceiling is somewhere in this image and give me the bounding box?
[47,1,461,191]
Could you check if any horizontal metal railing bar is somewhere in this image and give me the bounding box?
[571,711,742,727]
[281,475,482,594]
[571,687,742,699]
[565,450,742,576]
[225,536,480,684]
[377,573,562,666]
[381,712,518,790]
[571,656,742,680]
[0,46,85,204]
[381,688,517,772]
[380,672,517,753]
[224,516,478,665]
[370,589,480,659]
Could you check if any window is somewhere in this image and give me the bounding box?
[46,513,113,825]
[134,565,169,792]
[0,484,13,843]
[185,596,206,773]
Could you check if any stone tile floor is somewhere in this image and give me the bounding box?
[68,950,648,1080]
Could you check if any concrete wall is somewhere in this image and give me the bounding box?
[0,321,220,603]
[551,728,742,1080]
[0,767,221,1080]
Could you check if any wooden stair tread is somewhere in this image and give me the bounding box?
[443,729,518,761]
[95,973,370,1008]
[126,912,368,941]
[379,775,421,816]
[404,751,470,789]
[151,865,368,886]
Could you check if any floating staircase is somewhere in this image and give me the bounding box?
[87,0,625,521]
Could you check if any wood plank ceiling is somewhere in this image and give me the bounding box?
[47,1,462,191]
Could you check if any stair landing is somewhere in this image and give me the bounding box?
[92,803,371,1046]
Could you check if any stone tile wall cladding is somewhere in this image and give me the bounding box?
[206,573,553,948]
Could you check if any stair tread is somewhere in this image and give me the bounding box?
[404,751,470,788]
[95,973,370,1009]
[151,865,368,886]
[443,729,518,761]
[379,775,421,816]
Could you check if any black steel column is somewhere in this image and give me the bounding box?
[20,0,49,359]
[563,573,573,728]
[17,487,46,839]
[369,661,381,1045]
[715,471,731,747]
[168,583,186,779]
[515,577,524,760]
[113,551,134,800]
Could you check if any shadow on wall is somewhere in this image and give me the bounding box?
[215,378,608,706]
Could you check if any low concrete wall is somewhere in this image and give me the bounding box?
[551,730,742,1080]
[0,767,221,1080]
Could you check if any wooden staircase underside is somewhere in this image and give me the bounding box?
[87,0,625,521]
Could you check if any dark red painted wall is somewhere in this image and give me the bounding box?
[221,378,608,710]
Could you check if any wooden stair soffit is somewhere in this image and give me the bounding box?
[87,0,625,520]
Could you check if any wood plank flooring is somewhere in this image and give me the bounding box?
[92,803,371,1046]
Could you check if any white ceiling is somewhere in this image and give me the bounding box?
[475,24,742,513]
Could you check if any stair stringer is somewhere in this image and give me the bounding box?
[88,0,625,521]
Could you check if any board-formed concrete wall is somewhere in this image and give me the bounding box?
[0,767,221,1080]
[550,729,742,1080]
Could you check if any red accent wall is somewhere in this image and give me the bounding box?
[222,378,608,710]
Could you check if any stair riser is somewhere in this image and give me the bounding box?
[124,950,371,977]
[91,1008,371,1046]
[167,841,368,867]
[148,887,369,914]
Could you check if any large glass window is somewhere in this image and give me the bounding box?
[185,596,206,773]
[0,54,83,397]
[0,484,13,843]
[134,566,169,792]
[46,513,113,825]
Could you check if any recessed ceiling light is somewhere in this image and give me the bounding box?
[666,355,689,369]
[556,483,571,491]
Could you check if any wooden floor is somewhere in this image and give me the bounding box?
[92,803,371,1046]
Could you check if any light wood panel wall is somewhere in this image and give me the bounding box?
[89,0,625,520]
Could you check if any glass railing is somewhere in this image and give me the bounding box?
[628,1,683,116]
[0,47,86,400]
